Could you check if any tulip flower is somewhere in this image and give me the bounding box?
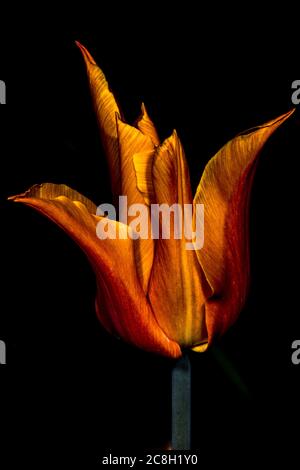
[9,42,294,360]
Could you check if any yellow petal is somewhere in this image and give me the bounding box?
[133,150,156,206]
[136,103,160,146]
[153,130,193,204]
[9,183,181,358]
[76,41,121,196]
[192,343,208,353]
[116,115,154,200]
[193,109,295,343]
[116,116,156,293]
[148,132,209,347]
[77,43,157,293]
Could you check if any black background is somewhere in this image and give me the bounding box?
[0,15,299,467]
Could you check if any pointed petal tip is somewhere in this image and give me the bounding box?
[75,40,96,65]
[134,102,146,127]
[7,195,24,203]
[279,108,296,124]
[263,107,295,129]
[135,103,160,146]
[240,108,295,137]
[137,102,147,121]
[7,184,42,202]
[281,107,295,119]
[172,129,179,142]
[161,129,179,149]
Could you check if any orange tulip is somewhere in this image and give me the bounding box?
[9,42,294,358]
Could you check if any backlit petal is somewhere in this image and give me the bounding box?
[148,132,209,348]
[193,109,295,344]
[133,150,156,206]
[117,116,155,293]
[76,41,121,196]
[77,44,157,292]
[9,184,181,358]
[136,103,160,146]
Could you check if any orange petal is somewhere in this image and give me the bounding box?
[77,44,157,293]
[133,150,156,206]
[76,41,121,196]
[116,115,156,293]
[148,132,208,348]
[9,183,181,358]
[193,109,295,344]
[136,103,160,146]
[116,115,155,201]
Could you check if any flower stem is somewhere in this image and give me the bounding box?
[171,352,191,450]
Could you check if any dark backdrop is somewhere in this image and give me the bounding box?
[1,18,299,467]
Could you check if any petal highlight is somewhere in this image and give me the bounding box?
[76,41,121,196]
[116,116,156,293]
[148,132,208,347]
[136,103,160,146]
[194,109,295,343]
[77,43,157,293]
[10,184,181,358]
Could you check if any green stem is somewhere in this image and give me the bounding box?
[171,352,191,450]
